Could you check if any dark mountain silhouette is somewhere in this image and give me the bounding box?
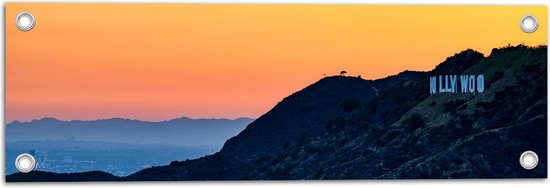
[6,171,120,182]
[7,45,547,181]
[6,117,254,147]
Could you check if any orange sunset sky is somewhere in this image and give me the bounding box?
[6,4,547,122]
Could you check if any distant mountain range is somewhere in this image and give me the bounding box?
[6,117,254,147]
[7,44,547,181]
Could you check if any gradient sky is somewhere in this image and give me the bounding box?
[6,4,547,122]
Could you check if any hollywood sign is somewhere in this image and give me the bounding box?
[430,75,484,95]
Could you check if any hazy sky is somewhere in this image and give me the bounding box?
[6,4,547,122]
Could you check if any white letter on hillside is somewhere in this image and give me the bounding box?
[460,75,469,93]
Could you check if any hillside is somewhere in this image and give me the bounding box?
[6,171,120,182]
[7,45,547,181]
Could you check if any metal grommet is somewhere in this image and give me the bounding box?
[519,151,538,170]
[520,15,538,33]
[15,153,36,173]
[15,12,36,32]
